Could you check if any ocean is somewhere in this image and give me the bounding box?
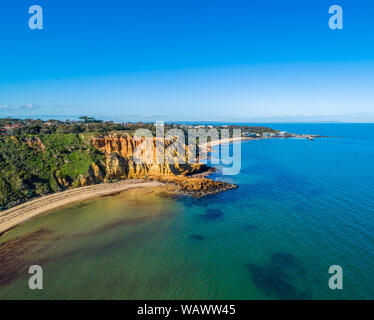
[0,123,373,299]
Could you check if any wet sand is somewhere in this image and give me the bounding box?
[0,180,164,235]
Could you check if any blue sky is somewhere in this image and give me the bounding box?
[1,0,374,122]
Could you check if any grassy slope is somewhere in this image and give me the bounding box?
[0,133,105,209]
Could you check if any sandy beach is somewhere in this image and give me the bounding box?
[199,136,255,159]
[0,180,164,235]
[207,136,252,147]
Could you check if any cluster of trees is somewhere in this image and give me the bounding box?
[0,118,277,138]
[222,125,277,134]
[0,117,158,136]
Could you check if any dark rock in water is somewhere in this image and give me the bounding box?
[244,224,258,232]
[247,252,311,300]
[157,192,181,200]
[190,234,205,241]
[247,263,296,300]
[198,208,224,220]
[295,290,311,300]
[271,253,298,267]
[271,252,305,275]
[0,229,54,287]
[153,175,238,198]
[185,194,227,208]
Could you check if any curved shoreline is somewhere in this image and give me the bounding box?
[0,136,309,236]
[0,180,165,235]
[205,136,253,149]
[199,137,254,159]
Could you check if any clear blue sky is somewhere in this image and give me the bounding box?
[1,0,374,122]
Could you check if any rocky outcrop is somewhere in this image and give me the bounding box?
[151,176,238,197]
[76,163,105,187]
[25,137,45,151]
[105,153,128,180]
[88,162,105,182]
[54,171,71,188]
[55,162,105,189]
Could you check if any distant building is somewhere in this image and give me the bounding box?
[2,124,23,131]
[262,132,273,138]
[277,131,288,136]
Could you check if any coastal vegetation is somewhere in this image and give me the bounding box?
[0,132,105,209]
[0,117,276,137]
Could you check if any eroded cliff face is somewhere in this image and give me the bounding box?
[90,134,238,196]
[92,135,207,180]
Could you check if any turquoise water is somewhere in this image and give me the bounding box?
[0,124,373,299]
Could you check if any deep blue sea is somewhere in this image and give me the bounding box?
[207,123,374,299]
[1,123,373,299]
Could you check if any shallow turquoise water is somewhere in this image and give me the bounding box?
[0,124,373,299]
